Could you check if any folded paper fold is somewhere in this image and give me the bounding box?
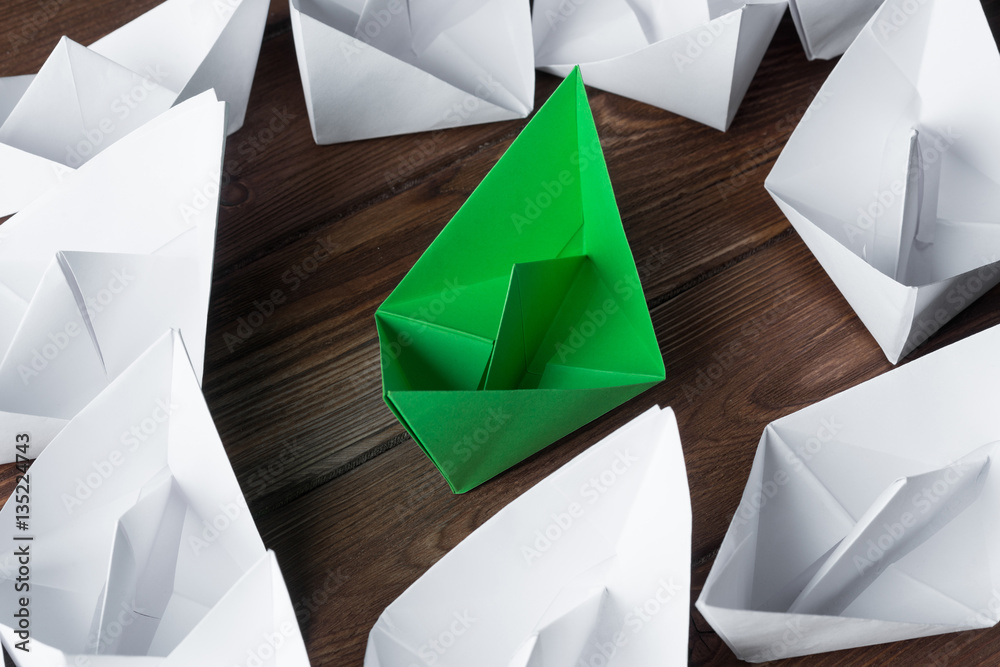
[697,323,1000,661]
[0,330,311,666]
[766,0,1000,363]
[290,0,534,143]
[532,0,787,131]
[364,405,690,666]
[375,68,664,493]
[0,0,268,216]
[786,454,991,617]
[0,92,225,460]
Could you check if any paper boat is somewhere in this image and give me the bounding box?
[0,330,311,666]
[766,0,1000,363]
[0,0,268,216]
[697,322,1000,661]
[0,91,225,460]
[365,406,690,667]
[532,0,787,131]
[375,68,665,493]
[289,0,534,143]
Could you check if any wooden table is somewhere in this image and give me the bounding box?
[4,1,1000,664]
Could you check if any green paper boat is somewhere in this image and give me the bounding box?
[375,68,665,493]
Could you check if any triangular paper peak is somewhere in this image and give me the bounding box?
[0,37,177,167]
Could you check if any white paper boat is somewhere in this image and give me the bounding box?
[290,0,535,144]
[766,0,1000,363]
[697,322,1000,661]
[364,405,691,666]
[0,330,311,666]
[0,0,268,216]
[0,91,225,460]
[532,0,787,131]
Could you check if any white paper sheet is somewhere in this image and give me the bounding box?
[532,0,787,131]
[364,406,691,666]
[697,322,1000,661]
[766,0,1000,363]
[290,0,535,144]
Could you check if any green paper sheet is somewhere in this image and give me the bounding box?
[375,67,665,493]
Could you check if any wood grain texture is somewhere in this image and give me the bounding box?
[3,1,1000,665]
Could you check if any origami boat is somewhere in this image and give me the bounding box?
[366,406,690,666]
[0,92,225,459]
[767,0,1000,363]
[290,0,534,143]
[0,0,268,216]
[375,68,665,493]
[698,323,1000,661]
[533,0,786,130]
[0,331,310,666]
